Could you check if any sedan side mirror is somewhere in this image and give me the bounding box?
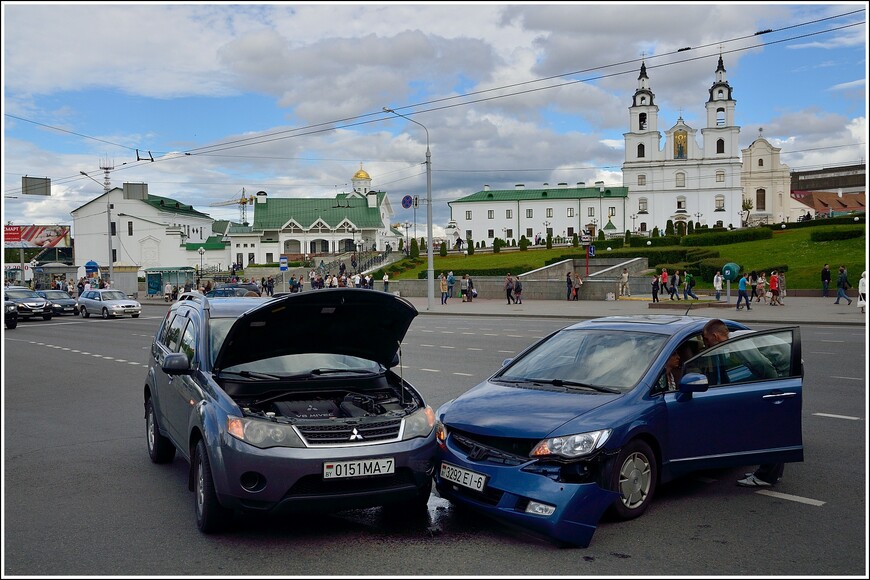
[678,372,709,393]
[162,352,193,375]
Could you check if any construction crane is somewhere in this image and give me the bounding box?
[210,188,255,225]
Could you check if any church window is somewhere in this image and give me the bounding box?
[638,198,648,213]
[506,209,512,219]
[756,189,766,211]
[639,113,647,130]
[717,107,725,126]
[465,210,472,220]
[546,208,553,218]
[488,210,494,219]
[758,159,764,167]
[717,139,725,154]
[677,197,686,210]
[675,173,686,187]
[526,209,534,219]
[567,208,574,218]
[715,195,725,211]
[638,174,646,186]
[637,144,645,158]
[716,171,725,183]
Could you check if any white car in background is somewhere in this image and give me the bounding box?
[77,289,142,319]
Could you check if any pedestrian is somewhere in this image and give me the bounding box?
[857,271,866,314]
[736,272,752,310]
[77,277,86,296]
[713,271,723,301]
[383,272,390,293]
[566,272,573,301]
[821,263,832,297]
[834,266,852,305]
[755,272,768,303]
[748,270,759,302]
[440,273,449,305]
[572,272,583,301]
[659,268,668,295]
[466,274,475,302]
[164,281,173,302]
[668,270,682,301]
[683,271,699,300]
[768,270,781,305]
[619,268,631,297]
[778,271,787,304]
[460,274,469,302]
[504,272,516,305]
[447,271,455,298]
[513,277,523,304]
[701,319,783,488]
[651,274,660,303]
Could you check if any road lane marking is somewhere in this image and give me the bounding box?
[756,490,826,506]
[453,372,474,376]
[439,345,455,349]
[813,412,862,420]
[831,376,863,381]
[467,347,483,351]
[419,368,440,372]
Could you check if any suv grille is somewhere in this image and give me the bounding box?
[297,418,402,445]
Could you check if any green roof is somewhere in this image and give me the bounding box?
[185,236,227,251]
[250,193,387,231]
[143,194,211,218]
[451,185,628,203]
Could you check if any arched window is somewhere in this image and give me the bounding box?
[717,107,725,126]
[638,198,648,213]
[756,188,766,211]
[637,144,645,158]
[716,139,725,154]
[758,159,764,167]
[675,173,686,187]
[639,113,647,130]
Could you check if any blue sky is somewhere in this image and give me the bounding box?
[2,2,866,239]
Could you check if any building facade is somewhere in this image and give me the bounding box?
[740,133,797,224]
[622,57,744,231]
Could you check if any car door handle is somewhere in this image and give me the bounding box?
[762,392,796,399]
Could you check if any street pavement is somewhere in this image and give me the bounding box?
[396,293,867,326]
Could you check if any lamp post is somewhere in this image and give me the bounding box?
[80,171,112,284]
[403,221,411,256]
[198,247,205,288]
[384,107,433,311]
[630,213,637,232]
[694,212,703,226]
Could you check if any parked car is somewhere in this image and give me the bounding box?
[4,288,52,321]
[5,296,18,329]
[37,289,80,316]
[213,282,261,296]
[144,288,436,533]
[78,289,142,319]
[205,286,254,298]
[434,315,803,548]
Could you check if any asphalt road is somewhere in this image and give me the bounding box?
[2,304,866,576]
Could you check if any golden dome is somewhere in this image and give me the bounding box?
[353,164,371,180]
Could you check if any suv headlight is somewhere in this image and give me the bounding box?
[401,406,435,440]
[530,429,611,459]
[227,417,305,449]
[6,303,16,313]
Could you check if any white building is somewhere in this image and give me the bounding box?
[740,132,797,224]
[71,188,218,275]
[622,57,744,231]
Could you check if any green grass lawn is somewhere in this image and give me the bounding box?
[392,226,867,289]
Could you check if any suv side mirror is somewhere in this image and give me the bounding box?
[162,352,192,375]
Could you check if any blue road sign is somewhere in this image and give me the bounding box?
[401,195,413,209]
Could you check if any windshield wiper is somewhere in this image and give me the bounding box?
[218,370,284,380]
[310,368,378,376]
[527,378,621,394]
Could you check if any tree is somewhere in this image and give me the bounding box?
[546,232,552,249]
[742,198,754,227]
[466,239,474,255]
[410,238,420,259]
[687,221,695,235]
[398,238,404,254]
[573,233,579,247]
[519,235,529,251]
[439,242,447,257]
[665,219,675,236]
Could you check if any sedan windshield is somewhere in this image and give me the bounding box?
[497,329,669,392]
[41,290,71,299]
[6,290,40,299]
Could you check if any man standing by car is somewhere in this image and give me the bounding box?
[701,319,781,487]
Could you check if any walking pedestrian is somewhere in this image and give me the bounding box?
[460,274,469,302]
[834,266,852,305]
[513,277,523,304]
[440,273,449,305]
[748,270,759,302]
[447,271,455,298]
[755,272,767,303]
[466,275,475,302]
[668,270,682,300]
[683,271,699,300]
[566,272,573,301]
[713,271,723,301]
[504,273,516,305]
[857,271,866,314]
[769,270,781,305]
[736,272,752,310]
[619,268,631,297]
[572,272,583,301]
[382,272,390,293]
[651,274,660,303]
[821,264,832,297]
[779,271,787,304]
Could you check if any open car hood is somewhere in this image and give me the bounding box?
[213,288,418,370]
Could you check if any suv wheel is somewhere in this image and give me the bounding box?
[194,439,232,533]
[145,398,176,464]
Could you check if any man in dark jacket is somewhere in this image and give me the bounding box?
[834,266,852,305]
[821,263,832,297]
[669,270,682,300]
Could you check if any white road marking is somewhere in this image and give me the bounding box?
[830,376,863,381]
[453,372,474,376]
[813,412,862,420]
[820,340,846,343]
[467,348,483,351]
[439,345,455,349]
[756,490,826,506]
[420,368,440,372]
[497,350,514,354]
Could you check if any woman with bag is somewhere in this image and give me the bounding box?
[756,272,768,303]
[857,271,866,314]
[572,272,583,301]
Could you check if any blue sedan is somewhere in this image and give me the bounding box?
[434,315,803,547]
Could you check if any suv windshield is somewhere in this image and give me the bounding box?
[100,291,128,301]
[497,329,669,392]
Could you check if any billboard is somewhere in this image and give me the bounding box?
[3,225,71,248]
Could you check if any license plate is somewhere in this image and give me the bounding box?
[323,457,395,479]
[125,309,137,313]
[440,462,488,491]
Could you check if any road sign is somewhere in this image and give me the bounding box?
[580,235,592,244]
[401,195,413,209]
[588,245,595,257]
[279,256,288,271]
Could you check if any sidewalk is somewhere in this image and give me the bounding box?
[397,294,867,326]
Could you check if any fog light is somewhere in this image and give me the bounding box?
[525,500,556,516]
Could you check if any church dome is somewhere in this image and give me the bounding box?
[353,167,371,180]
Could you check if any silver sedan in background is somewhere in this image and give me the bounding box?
[77,289,142,319]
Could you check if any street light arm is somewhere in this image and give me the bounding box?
[383,107,429,150]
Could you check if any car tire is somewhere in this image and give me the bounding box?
[5,319,17,329]
[43,314,52,321]
[81,307,89,318]
[194,439,232,533]
[101,307,110,319]
[132,314,140,318]
[608,439,657,521]
[146,398,176,464]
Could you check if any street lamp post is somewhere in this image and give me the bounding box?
[384,107,433,311]
[80,171,113,284]
[403,221,411,255]
[630,213,637,232]
[198,247,205,288]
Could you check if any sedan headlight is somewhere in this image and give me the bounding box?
[227,417,305,449]
[402,406,436,440]
[530,429,611,459]
[5,303,16,313]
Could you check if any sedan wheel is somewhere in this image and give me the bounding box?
[101,307,110,319]
[80,307,89,318]
[194,439,232,533]
[609,439,657,521]
[145,398,176,464]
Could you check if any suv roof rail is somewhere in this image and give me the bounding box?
[177,291,210,310]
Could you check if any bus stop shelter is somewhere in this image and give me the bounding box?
[144,267,196,297]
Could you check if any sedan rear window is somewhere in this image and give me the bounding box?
[498,329,668,392]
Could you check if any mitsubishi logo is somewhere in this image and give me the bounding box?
[349,428,363,441]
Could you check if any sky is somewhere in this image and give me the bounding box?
[2,2,867,242]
